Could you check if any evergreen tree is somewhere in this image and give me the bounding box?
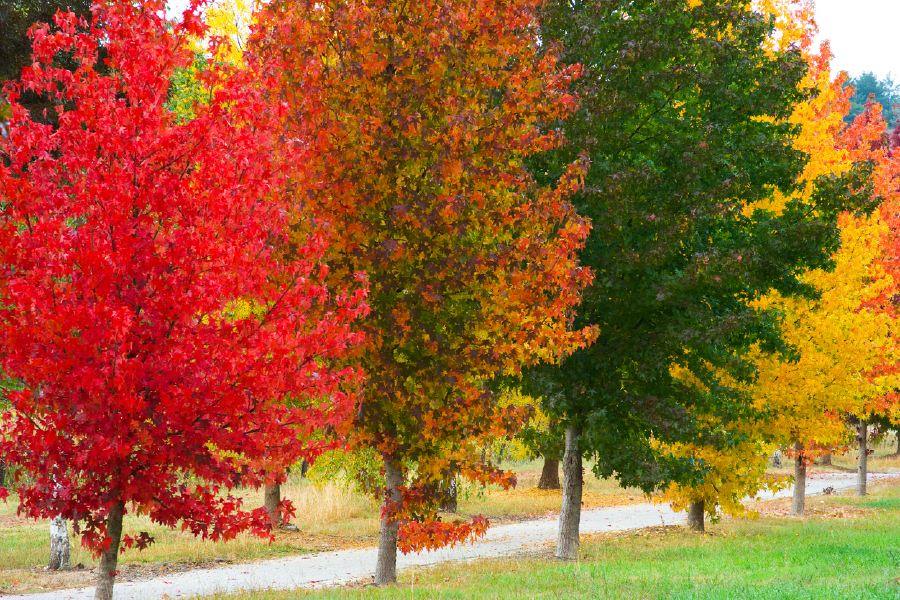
[845,71,900,129]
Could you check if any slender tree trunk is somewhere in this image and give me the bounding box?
[48,478,70,571]
[858,420,868,497]
[48,515,71,570]
[537,456,561,490]
[94,501,124,600]
[556,425,582,560]
[792,441,806,516]
[687,500,704,532]
[0,460,5,488]
[374,457,403,585]
[895,431,900,456]
[440,474,458,513]
[495,442,507,465]
[265,483,284,527]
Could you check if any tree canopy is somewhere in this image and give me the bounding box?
[523,0,879,493]
[0,2,366,597]
[255,0,596,582]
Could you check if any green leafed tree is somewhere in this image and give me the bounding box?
[522,0,880,559]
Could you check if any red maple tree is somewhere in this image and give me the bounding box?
[0,2,367,598]
[254,0,595,582]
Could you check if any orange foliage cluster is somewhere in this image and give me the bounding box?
[253,0,596,552]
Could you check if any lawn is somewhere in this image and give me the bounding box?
[208,482,900,600]
[1,443,898,596]
[0,457,644,594]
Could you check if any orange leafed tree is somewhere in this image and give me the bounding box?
[253,0,596,583]
[849,98,900,488]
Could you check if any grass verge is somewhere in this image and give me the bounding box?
[208,482,900,600]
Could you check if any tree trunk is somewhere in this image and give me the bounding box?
[858,420,868,497]
[537,456,561,490]
[374,456,403,585]
[94,501,124,600]
[440,474,458,513]
[791,441,806,516]
[815,453,832,466]
[687,500,704,532]
[48,515,71,570]
[495,442,507,465]
[556,425,582,560]
[0,460,5,488]
[265,483,284,527]
[771,449,781,468]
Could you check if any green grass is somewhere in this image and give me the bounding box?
[209,484,900,600]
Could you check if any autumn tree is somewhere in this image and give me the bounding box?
[844,100,900,497]
[663,213,897,522]
[658,40,899,523]
[524,0,880,558]
[255,0,595,584]
[205,0,254,63]
[0,3,366,599]
[1,0,105,126]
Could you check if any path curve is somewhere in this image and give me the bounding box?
[10,471,896,600]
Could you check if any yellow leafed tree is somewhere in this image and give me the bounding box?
[658,33,898,525]
[205,0,254,63]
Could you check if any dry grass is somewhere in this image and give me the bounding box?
[282,480,381,537]
[767,439,900,477]
[0,458,639,582]
[458,460,650,521]
[15,448,897,594]
[0,477,382,594]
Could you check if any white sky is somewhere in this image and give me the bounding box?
[813,0,900,80]
[166,0,192,17]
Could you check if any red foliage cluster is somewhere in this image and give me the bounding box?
[397,515,489,553]
[0,0,366,552]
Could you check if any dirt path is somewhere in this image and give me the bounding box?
[8,471,897,600]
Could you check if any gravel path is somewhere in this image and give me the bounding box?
[11,471,897,600]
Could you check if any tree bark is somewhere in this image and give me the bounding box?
[265,483,284,527]
[556,425,582,560]
[440,474,458,513]
[94,501,124,600]
[857,420,868,497]
[537,456,561,490]
[791,441,806,516]
[495,442,507,464]
[0,460,5,488]
[48,515,71,571]
[815,453,831,466]
[374,456,403,585]
[687,500,704,532]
